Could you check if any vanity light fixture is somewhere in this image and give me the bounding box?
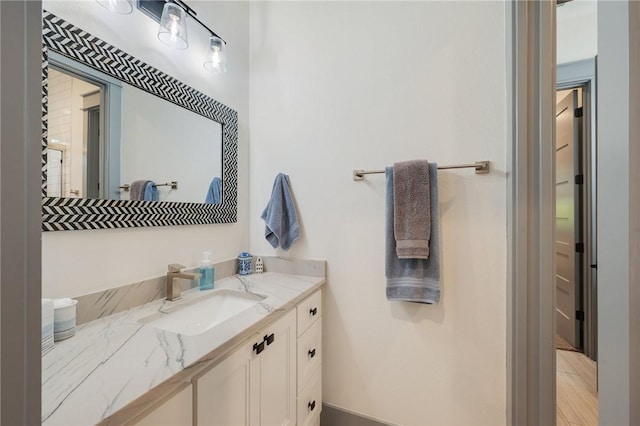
[96,0,133,14]
[203,35,227,75]
[137,0,228,74]
[157,1,188,49]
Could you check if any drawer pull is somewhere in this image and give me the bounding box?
[253,341,265,354]
[264,333,275,346]
[308,400,316,411]
[308,348,316,358]
[309,307,318,316]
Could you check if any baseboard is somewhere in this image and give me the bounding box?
[320,403,394,426]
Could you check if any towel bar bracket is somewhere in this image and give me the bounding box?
[474,161,490,174]
[352,169,373,181]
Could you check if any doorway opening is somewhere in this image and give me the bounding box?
[47,64,110,199]
[554,1,599,423]
[554,78,598,425]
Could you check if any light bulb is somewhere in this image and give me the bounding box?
[204,35,227,74]
[158,2,188,50]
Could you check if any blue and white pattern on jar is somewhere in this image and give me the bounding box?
[237,252,253,275]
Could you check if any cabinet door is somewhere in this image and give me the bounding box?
[196,337,258,426]
[257,309,296,426]
[135,385,192,426]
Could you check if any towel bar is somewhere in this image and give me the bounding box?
[118,181,178,191]
[353,161,490,181]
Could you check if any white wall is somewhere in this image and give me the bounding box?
[557,0,597,64]
[249,2,507,424]
[42,0,249,298]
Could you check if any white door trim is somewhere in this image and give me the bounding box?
[506,2,556,424]
[0,1,43,424]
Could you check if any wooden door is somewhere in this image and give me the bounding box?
[555,89,583,348]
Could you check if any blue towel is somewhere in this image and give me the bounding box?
[385,164,440,304]
[205,177,222,204]
[143,181,158,202]
[261,173,300,250]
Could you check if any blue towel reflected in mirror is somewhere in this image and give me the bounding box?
[205,177,222,204]
[143,181,158,201]
[130,180,158,201]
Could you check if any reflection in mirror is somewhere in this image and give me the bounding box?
[46,60,223,204]
[120,85,222,204]
[47,68,103,199]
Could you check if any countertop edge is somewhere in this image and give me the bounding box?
[99,277,326,426]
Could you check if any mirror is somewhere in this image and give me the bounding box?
[42,11,237,231]
[47,65,223,203]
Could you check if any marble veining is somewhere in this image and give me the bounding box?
[42,272,325,425]
[73,259,238,326]
[71,257,320,326]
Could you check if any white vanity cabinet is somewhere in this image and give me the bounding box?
[193,288,323,426]
[195,309,297,425]
[296,290,322,426]
[134,385,192,426]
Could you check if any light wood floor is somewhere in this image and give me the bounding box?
[557,349,598,426]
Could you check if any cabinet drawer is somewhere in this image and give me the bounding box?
[297,289,322,337]
[297,319,321,393]
[297,373,322,426]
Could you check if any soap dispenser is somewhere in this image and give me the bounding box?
[199,251,215,290]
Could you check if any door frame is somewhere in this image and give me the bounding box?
[0,1,43,424]
[509,1,640,424]
[49,51,123,201]
[506,2,556,424]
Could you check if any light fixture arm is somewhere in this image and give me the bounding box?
[167,0,226,45]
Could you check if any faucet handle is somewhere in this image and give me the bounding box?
[168,263,185,273]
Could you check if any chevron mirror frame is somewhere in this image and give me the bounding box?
[41,11,238,231]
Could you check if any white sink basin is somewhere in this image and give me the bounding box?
[140,289,265,336]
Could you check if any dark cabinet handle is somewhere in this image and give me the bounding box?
[308,400,316,411]
[308,348,316,358]
[264,333,275,346]
[309,307,318,316]
[253,341,265,354]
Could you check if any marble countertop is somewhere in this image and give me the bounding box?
[42,272,325,426]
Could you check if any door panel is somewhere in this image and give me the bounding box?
[196,339,255,426]
[259,310,296,426]
[555,89,582,348]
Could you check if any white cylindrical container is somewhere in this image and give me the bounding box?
[53,298,78,342]
[42,298,55,355]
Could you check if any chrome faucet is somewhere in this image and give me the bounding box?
[166,264,201,301]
